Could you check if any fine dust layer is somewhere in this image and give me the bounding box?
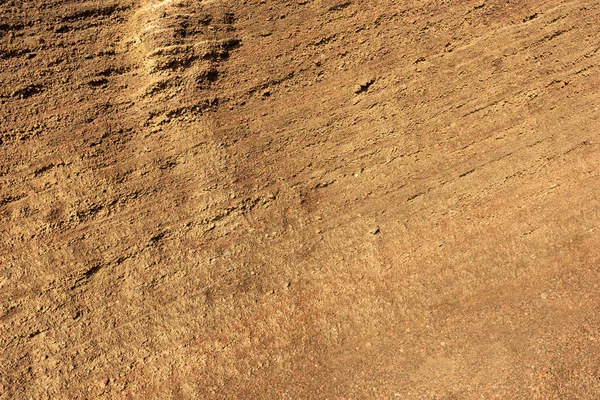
[1,0,600,398]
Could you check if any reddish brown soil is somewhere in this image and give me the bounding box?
[2,0,600,398]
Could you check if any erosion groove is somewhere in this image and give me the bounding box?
[1,0,600,398]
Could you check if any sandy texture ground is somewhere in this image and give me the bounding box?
[1,0,600,398]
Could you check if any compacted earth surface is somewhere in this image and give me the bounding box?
[1,0,600,398]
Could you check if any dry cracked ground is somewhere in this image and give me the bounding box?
[1,0,600,398]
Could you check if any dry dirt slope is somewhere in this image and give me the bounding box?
[1,0,600,398]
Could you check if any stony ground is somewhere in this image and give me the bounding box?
[1,0,600,398]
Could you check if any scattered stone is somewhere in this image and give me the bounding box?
[369,226,380,235]
[541,293,548,300]
[354,77,375,94]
